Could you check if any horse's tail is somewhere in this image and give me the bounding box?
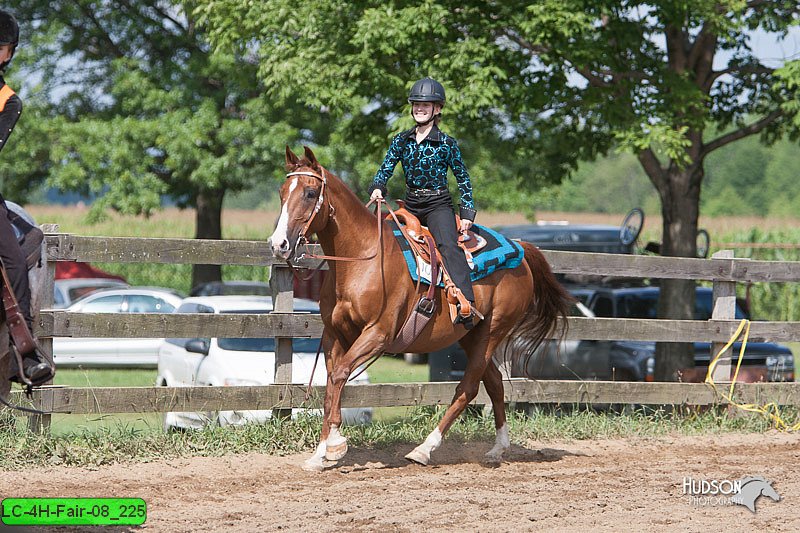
[505,241,574,375]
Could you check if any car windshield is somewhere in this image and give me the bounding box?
[218,337,321,353]
[612,291,748,320]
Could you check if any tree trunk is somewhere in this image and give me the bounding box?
[191,189,225,290]
[653,166,701,381]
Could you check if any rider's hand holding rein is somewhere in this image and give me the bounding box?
[370,188,383,202]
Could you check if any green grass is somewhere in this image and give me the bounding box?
[1,405,791,470]
[366,356,428,383]
[46,369,162,436]
[366,356,430,422]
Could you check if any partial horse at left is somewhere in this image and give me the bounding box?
[0,202,47,401]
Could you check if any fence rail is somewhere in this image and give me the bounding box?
[10,381,800,414]
[13,232,800,426]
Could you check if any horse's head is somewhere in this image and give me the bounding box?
[269,146,333,260]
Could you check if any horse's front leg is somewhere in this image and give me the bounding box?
[303,330,343,472]
[302,329,383,470]
[323,331,384,462]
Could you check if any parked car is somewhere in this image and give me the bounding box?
[571,285,794,383]
[52,287,184,368]
[189,281,270,297]
[156,295,372,430]
[53,278,130,308]
[429,286,795,383]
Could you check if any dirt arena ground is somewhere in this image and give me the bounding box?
[2,432,798,532]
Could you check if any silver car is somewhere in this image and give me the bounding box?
[52,287,184,368]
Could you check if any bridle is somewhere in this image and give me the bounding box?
[284,169,332,261]
[282,167,384,266]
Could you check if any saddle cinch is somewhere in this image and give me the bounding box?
[387,201,486,324]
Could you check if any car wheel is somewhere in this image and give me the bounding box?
[403,352,428,365]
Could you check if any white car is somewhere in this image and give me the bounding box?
[53,278,130,308]
[157,295,372,430]
[53,287,184,368]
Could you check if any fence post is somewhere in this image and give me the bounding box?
[269,264,294,419]
[710,249,736,383]
[28,223,58,433]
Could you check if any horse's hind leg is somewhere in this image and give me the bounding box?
[406,325,499,466]
[482,361,510,462]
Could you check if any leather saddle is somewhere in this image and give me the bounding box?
[390,201,487,264]
[386,202,485,325]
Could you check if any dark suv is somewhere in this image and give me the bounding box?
[427,210,794,383]
[430,284,795,383]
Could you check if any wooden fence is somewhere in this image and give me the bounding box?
[9,231,800,430]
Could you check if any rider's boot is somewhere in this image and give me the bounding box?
[21,313,54,384]
[22,354,53,383]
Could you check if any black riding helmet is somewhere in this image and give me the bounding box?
[0,9,19,71]
[408,77,446,104]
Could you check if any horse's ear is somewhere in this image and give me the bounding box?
[285,145,300,169]
[303,146,319,168]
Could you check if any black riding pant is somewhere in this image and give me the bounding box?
[0,198,32,329]
[404,190,475,303]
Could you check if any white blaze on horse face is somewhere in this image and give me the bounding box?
[269,178,298,258]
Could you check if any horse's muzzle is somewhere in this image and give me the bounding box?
[268,237,292,260]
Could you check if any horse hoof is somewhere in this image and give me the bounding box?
[484,452,503,463]
[302,458,326,472]
[405,448,430,466]
[325,441,348,461]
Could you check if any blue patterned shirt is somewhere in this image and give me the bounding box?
[370,126,476,219]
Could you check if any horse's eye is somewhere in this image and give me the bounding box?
[305,189,318,200]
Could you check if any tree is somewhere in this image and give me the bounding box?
[198,0,800,380]
[9,1,313,287]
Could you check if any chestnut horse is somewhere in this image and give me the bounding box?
[270,147,571,471]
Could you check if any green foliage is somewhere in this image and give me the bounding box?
[536,152,659,214]
[7,0,316,247]
[709,226,800,322]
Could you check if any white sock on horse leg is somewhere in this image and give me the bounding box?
[302,440,328,472]
[486,423,509,460]
[327,425,346,446]
[419,427,443,455]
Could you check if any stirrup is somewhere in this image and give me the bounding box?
[9,345,55,390]
[453,301,476,330]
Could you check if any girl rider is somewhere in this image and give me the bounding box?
[369,77,477,329]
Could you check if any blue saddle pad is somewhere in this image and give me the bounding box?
[389,221,524,287]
